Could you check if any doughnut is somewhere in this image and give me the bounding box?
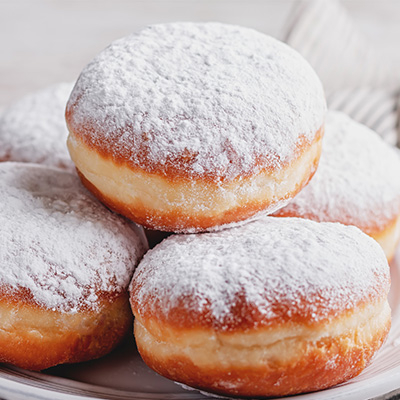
[65,22,326,233]
[130,217,391,397]
[274,111,400,261]
[0,162,147,371]
[0,83,74,170]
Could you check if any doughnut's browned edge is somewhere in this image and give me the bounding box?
[71,127,323,233]
[135,318,390,398]
[274,201,400,263]
[0,292,132,371]
[65,96,323,181]
[130,275,388,331]
[274,200,400,243]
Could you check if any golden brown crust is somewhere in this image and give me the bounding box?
[0,293,132,371]
[69,128,323,232]
[131,271,387,332]
[133,300,370,334]
[65,107,322,182]
[375,213,400,262]
[0,285,126,312]
[138,327,388,397]
[134,300,391,397]
[75,169,304,232]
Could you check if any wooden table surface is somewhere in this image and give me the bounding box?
[0,0,399,107]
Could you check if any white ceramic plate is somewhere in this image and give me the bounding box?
[1,249,400,400]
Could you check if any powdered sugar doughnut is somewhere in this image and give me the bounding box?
[66,22,326,233]
[0,83,74,170]
[274,111,400,261]
[0,162,147,370]
[130,217,390,397]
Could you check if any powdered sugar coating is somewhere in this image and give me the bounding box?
[130,217,389,330]
[67,22,326,180]
[0,162,147,313]
[275,111,400,231]
[0,83,74,170]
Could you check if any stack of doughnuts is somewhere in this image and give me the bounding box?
[1,21,397,398]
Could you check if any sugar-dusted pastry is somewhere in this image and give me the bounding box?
[0,83,74,170]
[66,22,326,233]
[0,162,147,370]
[274,111,400,260]
[130,217,390,397]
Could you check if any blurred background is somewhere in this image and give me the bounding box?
[1,0,400,107]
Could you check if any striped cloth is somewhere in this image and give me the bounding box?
[284,0,400,146]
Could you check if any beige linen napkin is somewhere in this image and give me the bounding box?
[284,0,400,146]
